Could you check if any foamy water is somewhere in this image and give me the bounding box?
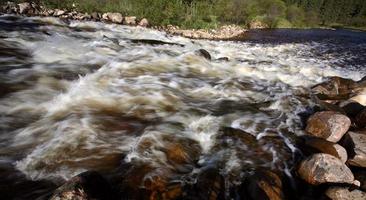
[0,15,365,198]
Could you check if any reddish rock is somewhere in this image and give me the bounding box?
[341,130,366,168]
[303,136,348,163]
[326,187,366,200]
[298,153,355,185]
[311,77,358,100]
[305,111,351,142]
[243,170,284,200]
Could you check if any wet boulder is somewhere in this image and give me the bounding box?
[298,153,355,185]
[340,130,366,168]
[195,49,211,60]
[311,77,358,100]
[325,187,366,200]
[354,170,366,191]
[239,170,284,200]
[301,136,348,163]
[124,16,137,25]
[182,167,225,200]
[355,108,366,129]
[340,100,365,118]
[91,12,101,21]
[53,9,66,17]
[50,171,116,200]
[305,111,351,142]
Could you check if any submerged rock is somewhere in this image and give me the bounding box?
[240,170,284,200]
[305,111,351,142]
[341,130,366,168]
[298,153,355,185]
[50,171,116,200]
[130,39,184,47]
[325,187,366,200]
[195,49,211,60]
[301,136,348,163]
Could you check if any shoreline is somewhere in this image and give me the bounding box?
[0,1,247,40]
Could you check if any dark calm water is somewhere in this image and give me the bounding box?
[0,15,365,200]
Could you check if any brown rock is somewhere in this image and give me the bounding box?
[243,170,284,200]
[305,111,351,142]
[355,108,366,128]
[249,20,269,29]
[341,131,366,168]
[311,77,358,100]
[124,16,137,25]
[303,137,348,163]
[325,187,366,200]
[138,18,149,27]
[53,9,66,17]
[298,153,355,185]
[50,171,116,200]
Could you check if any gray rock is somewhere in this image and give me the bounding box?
[305,111,351,142]
[326,187,366,200]
[298,153,355,185]
[341,130,366,168]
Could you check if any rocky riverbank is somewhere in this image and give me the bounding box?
[46,76,366,200]
[0,1,246,40]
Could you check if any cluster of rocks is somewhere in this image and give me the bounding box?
[0,1,149,27]
[158,24,246,40]
[297,76,366,199]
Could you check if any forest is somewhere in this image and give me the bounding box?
[11,0,366,29]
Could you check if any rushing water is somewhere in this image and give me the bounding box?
[0,15,366,199]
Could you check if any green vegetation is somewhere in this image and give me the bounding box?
[14,0,366,29]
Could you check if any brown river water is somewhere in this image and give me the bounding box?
[0,15,366,199]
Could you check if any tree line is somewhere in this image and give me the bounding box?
[10,0,366,29]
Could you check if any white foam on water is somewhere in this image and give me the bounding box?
[0,16,364,181]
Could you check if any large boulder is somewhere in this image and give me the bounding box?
[325,187,366,200]
[311,77,358,100]
[301,136,348,163]
[305,111,351,142]
[341,130,366,168]
[298,153,355,185]
[50,171,116,200]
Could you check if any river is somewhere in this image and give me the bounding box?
[0,15,365,199]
